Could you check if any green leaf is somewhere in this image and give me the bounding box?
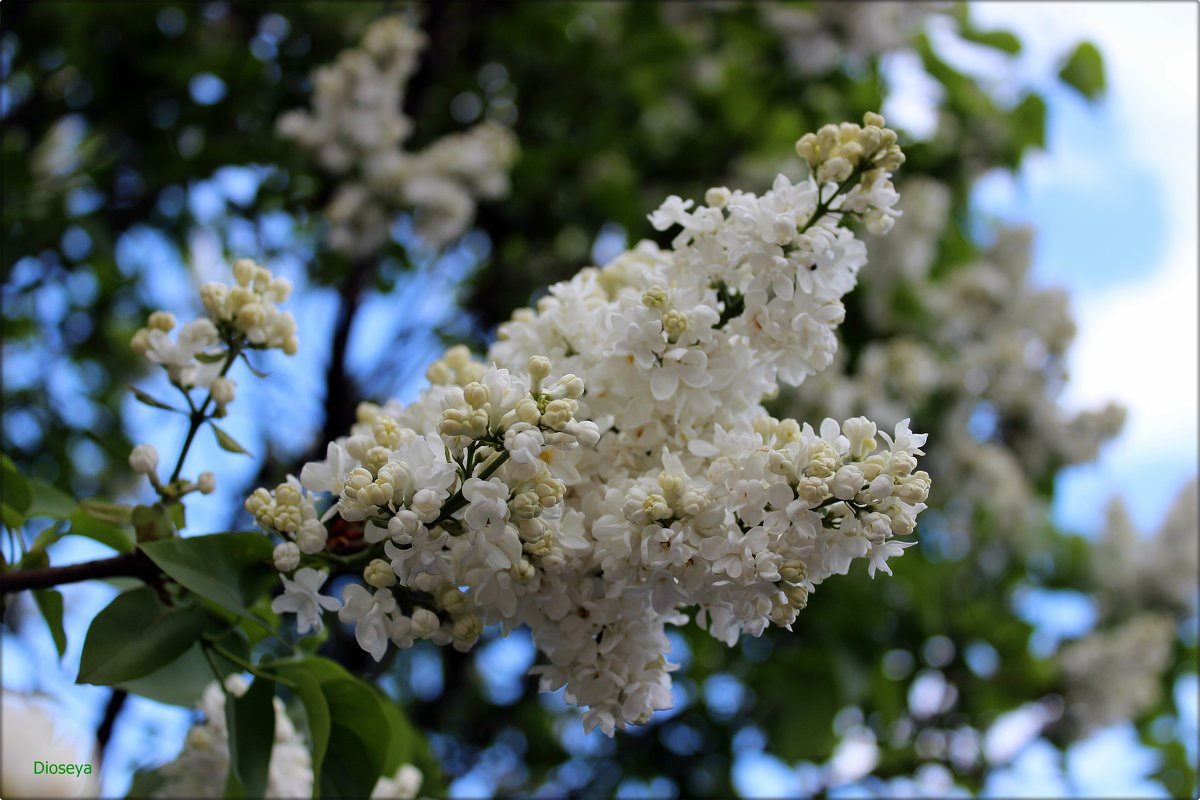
[117,643,224,707]
[78,499,134,526]
[240,353,270,378]
[277,666,331,796]
[2,458,32,518]
[1012,93,1047,155]
[195,350,229,363]
[169,502,187,531]
[2,503,24,530]
[959,27,1021,54]
[25,480,75,520]
[131,386,183,412]
[372,686,442,792]
[132,504,174,542]
[210,423,252,457]
[78,587,207,686]
[1059,41,1105,100]
[225,676,276,799]
[29,521,66,553]
[269,658,394,799]
[68,508,135,552]
[320,678,389,798]
[33,589,68,658]
[126,768,168,798]
[140,532,275,616]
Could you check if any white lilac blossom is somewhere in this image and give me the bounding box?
[1059,614,1178,733]
[1050,479,1198,733]
[277,16,516,254]
[150,678,423,799]
[1093,478,1198,617]
[251,114,929,734]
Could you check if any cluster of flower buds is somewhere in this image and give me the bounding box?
[200,258,298,355]
[794,111,905,233]
[130,258,297,395]
[127,258,297,500]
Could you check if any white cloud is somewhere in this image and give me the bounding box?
[972,2,1199,514]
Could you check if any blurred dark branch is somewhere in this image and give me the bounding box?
[95,689,128,763]
[317,255,374,449]
[0,551,159,594]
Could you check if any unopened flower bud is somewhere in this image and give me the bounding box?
[130,328,151,356]
[554,374,585,400]
[511,558,536,583]
[643,493,672,521]
[452,614,483,651]
[779,559,808,584]
[439,587,467,613]
[426,361,452,385]
[463,382,489,409]
[364,559,397,589]
[233,258,257,287]
[512,491,542,519]
[197,472,216,494]
[148,311,176,332]
[642,286,669,310]
[296,519,328,554]
[705,186,731,208]
[411,608,440,637]
[235,303,265,331]
[527,355,552,390]
[663,310,688,341]
[129,444,159,476]
[273,542,301,572]
[210,377,236,408]
[444,345,471,370]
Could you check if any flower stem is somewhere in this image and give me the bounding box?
[168,346,241,484]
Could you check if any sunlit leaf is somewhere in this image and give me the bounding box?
[210,423,252,456]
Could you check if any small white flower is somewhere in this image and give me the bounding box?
[504,423,545,464]
[339,584,397,662]
[650,347,712,401]
[462,477,509,531]
[271,568,341,634]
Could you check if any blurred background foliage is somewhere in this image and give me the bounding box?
[2,1,1195,797]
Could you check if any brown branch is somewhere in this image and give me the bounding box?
[0,550,159,594]
[316,255,375,453]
